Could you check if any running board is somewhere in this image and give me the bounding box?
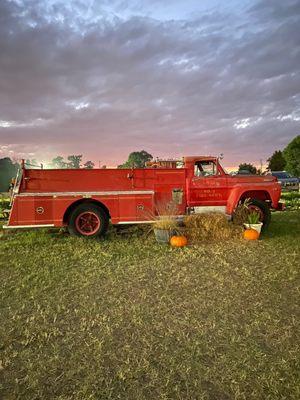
[192,206,227,213]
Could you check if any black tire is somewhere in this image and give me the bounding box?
[68,203,109,237]
[249,198,271,228]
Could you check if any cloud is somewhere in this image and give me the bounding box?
[0,0,299,167]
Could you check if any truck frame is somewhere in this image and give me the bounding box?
[4,156,282,237]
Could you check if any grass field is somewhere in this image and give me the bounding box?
[0,195,10,219]
[0,211,300,399]
[281,191,300,210]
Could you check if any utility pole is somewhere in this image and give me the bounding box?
[260,159,263,174]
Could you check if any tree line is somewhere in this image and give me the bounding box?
[50,155,96,169]
[237,135,299,175]
[0,135,299,192]
[0,155,98,192]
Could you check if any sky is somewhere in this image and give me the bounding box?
[0,0,299,169]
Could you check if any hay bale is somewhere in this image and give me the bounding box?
[184,212,242,243]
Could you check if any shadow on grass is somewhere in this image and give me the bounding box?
[262,210,300,240]
[44,224,151,243]
[2,211,299,245]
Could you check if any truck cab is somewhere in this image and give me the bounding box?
[183,156,282,225]
[184,156,229,211]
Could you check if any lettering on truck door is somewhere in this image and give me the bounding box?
[188,160,229,209]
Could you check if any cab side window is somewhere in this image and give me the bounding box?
[194,161,217,177]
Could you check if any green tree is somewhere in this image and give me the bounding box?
[0,158,19,192]
[238,163,257,174]
[283,135,300,176]
[25,159,38,168]
[51,156,66,169]
[118,150,153,168]
[83,161,95,169]
[67,155,82,169]
[267,150,286,171]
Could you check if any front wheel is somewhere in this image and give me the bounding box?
[68,203,109,237]
[248,199,271,228]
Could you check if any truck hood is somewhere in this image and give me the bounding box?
[229,174,277,183]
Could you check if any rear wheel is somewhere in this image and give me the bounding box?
[68,203,109,237]
[248,199,271,227]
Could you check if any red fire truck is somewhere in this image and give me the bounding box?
[4,156,282,237]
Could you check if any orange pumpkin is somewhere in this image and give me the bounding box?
[170,235,188,247]
[243,228,259,241]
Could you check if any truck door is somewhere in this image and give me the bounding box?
[187,160,229,209]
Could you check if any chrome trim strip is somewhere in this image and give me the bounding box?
[116,220,156,224]
[16,190,154,197]
[116,215,185,224]
[3,224,55,229]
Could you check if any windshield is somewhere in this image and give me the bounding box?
[272,172,290,179]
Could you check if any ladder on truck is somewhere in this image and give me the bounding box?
[3,160,44,220]
[9,166,21,207]
[1,167,21,220]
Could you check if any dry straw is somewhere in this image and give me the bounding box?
[141,199,181,231]
[184,212,243,243]
[152,216,178,230]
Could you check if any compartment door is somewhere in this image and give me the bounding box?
[118,193,154,222]
[136,194,154,221]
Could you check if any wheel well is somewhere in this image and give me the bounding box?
[239,190,271,203]
[63,199,110,224]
